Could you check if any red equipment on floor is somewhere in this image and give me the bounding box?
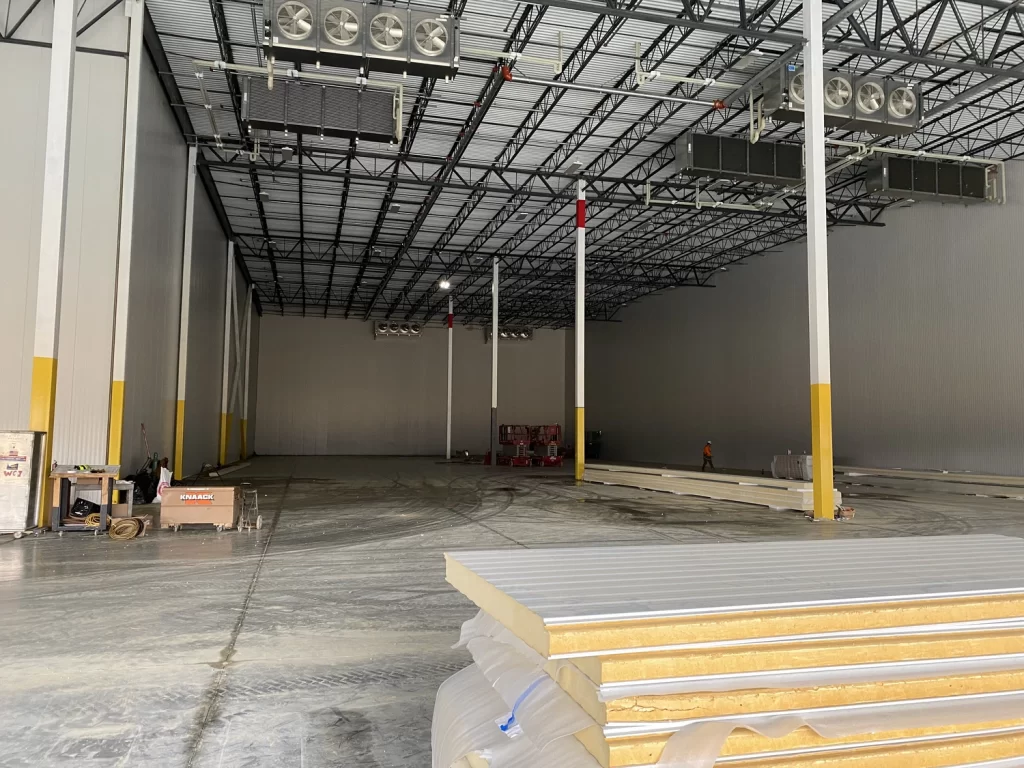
[499,425,532,467]
[531,425,564,467]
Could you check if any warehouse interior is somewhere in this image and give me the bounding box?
[3,0,1024,764]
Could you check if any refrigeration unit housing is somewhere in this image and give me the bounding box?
[263,0,460,78]
[762,64,922,136]
[675,130,803,185]
[242,76,400,142]
[865,156,999,204]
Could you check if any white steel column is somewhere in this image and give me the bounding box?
[174,145,199,480]
[30,0,77,525]
[804,0,836,521]
[490,258,499,465]
[446,296,454,460]
[575,179,586,484]
[218,243,235,467]
[107,0,146,471]
[239,286,253,460]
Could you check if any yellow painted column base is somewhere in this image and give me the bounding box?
[107,380,125,467]
[218,412,232,467]
[174,400,186,481]
[810,382,835,521]
[30,357,58,528]
[107,380,127,502]
[240,419,248,461]
[575,406,585,484]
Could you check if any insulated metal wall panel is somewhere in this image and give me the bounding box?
[588,162,1024,475]
[182,184,229,477]
[120,55,187,472]
[0,46,126,465]
[255,317,566,455]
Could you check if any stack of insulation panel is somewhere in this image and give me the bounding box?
[436,535,1024,768]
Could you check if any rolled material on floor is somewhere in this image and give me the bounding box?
[584,464,841,512]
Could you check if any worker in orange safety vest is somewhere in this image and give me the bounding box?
[702,441,715,472]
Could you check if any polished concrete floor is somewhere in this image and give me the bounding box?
[2,456,1022,767]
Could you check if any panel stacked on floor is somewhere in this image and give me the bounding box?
[584,463,842,512]
[435,535,1024,768]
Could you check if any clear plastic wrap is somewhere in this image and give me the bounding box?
[647,690,1024,768]
[431,663,600,768]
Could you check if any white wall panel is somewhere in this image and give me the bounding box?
[120,53,186,472]
[181,185,228,477]
[256,317,565,455]
[0,45,126,467]
[589,161,1024,475]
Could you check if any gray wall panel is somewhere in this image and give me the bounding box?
[255,317,566,455]
[182,184,228,477]
[589,161,1024,475]
[120,53,187,471]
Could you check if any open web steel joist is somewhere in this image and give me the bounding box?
[142,0,1024,325]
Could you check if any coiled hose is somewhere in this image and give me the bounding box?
[83,513,146,540]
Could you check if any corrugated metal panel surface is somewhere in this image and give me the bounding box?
[121,55,187,472]
[0,46,126,466]
[182,184,228,477]
[589,162,1024,475]
[449,535,1024,623]
[255,317,565,455]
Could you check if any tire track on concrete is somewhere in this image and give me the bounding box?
[184,476,293,766]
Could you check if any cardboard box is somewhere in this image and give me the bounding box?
[160,486,240,529]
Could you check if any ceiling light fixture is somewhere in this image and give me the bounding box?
[439,278,452,290]
[567,160,584,175]
[281,146,294,162]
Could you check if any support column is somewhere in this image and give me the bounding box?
[30,0,77,525]
[490,258,499,466]
[174,145,198,480]
[239,287,253,460]
[804,0,836,521]
[218,243,235,467]
[108,0,145,472]
[575,179,586,484]
[446,296,454,460]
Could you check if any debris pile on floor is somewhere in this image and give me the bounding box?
[435,535,1024,768]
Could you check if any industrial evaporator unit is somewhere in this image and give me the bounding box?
[263,0,460,79]
[762,65,921,136]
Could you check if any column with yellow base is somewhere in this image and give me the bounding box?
[173,145,198,479]
[30,0,78,526]
[108,0,145,475]
[574,179,586,484]
[804,0,836,521]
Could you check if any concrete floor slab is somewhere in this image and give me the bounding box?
[1,457,1021,766]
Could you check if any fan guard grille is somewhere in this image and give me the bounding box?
[888,86,917,118]
[789,72,805,105]
[414,18,448,56]
[370,12,405,51]
[324,6,360,46]
[277,1,314,40]
[857,81,885,114]
[824,76,853,109]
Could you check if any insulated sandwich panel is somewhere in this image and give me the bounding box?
[445,536,1024,656]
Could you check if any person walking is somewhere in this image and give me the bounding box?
[702,441,715,472]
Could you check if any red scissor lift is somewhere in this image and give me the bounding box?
[531,425,563,467]
[498,425,533,467]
